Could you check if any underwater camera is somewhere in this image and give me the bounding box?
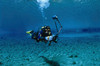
[52,15,58,19]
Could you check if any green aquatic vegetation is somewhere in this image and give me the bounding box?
[93,51,95,54]
[26,58,29,61]
[69,55,73,58]
[69,55,78,58]
[0,62,3,65]
[72,61,76,65]
[74,55,78,58]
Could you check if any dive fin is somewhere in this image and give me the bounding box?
[26,30,33,36]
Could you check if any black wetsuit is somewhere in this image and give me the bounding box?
[32,26,52,42]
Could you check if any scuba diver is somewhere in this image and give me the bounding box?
[26,15,62,46]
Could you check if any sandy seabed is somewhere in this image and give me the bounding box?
[0,36,100,66]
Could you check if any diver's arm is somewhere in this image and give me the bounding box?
[45,35,58,43]
[48,41,51,46]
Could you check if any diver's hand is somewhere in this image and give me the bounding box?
[52,35,58,41]
[45,35,55,41]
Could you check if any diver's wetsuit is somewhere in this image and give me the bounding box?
[32,26,52,42]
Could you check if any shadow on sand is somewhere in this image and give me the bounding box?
[40,56,60,66]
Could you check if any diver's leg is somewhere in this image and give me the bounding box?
[32,33,34,39]
[31,32,36,39]
[48,41,51,46]
[36,39,40,42]
[52,35,58,43]
[54,40,57,43]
